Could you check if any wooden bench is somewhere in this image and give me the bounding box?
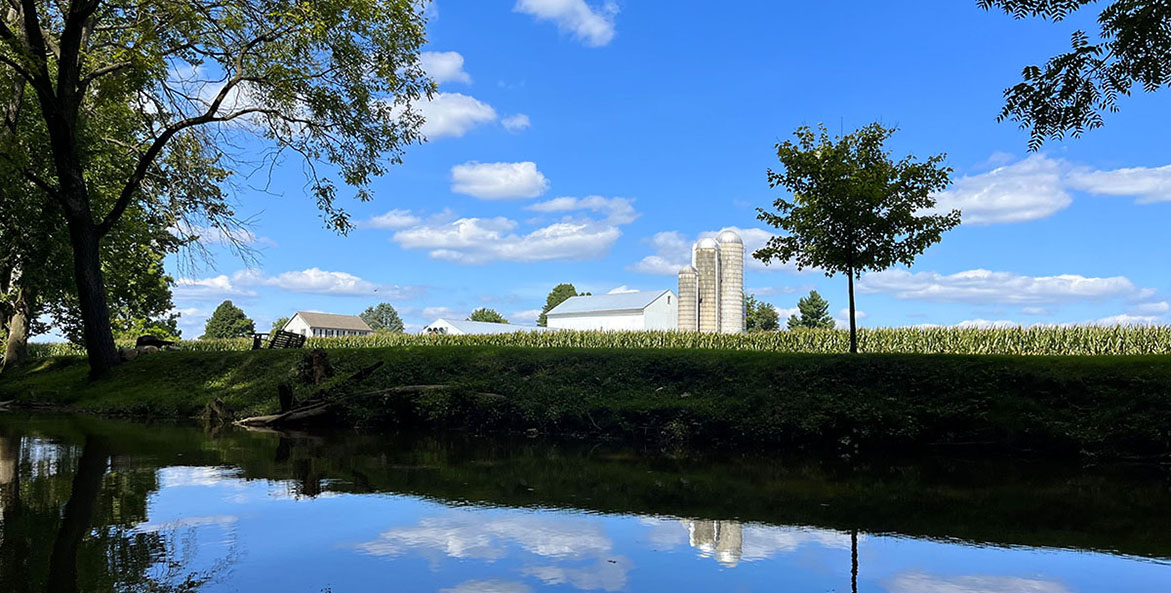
[251,330,307,351]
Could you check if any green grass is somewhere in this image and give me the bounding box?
[3,346,1170,456]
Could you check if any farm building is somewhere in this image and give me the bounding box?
[423,319,552,335]
[678,230,744,334]
[283,312,373,337]
[545,290,678,331]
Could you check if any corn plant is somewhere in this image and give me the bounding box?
[21,325,1171,361]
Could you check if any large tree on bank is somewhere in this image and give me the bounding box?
[979,0,1171,149]
[754,123,959,353]
[0,1,433,375]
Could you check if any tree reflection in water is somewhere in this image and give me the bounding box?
[0,414,1168,592]
[0,428,236,593]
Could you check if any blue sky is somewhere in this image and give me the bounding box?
[168,0,1171,336]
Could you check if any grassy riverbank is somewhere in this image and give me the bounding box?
[2,346,1170,456]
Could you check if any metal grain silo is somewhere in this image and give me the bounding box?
[677,265,698,331]
[717,230,744,334]
[695,237,720,333]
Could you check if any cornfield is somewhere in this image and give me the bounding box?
[21,325,1171,359]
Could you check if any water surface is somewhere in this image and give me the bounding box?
[0,414,1168,592]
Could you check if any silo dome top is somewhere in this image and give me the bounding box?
[717,229,743,244]
[697,237,719,250]
[678,265,698,275]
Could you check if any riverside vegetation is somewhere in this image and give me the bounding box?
[2,343,1170,458]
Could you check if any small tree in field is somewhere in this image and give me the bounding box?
[787,290,834,330]
[755,123,959,353]
[468,308,508,324]
[271,317,291,334]
[538,283,580,327]
[744,294,779,332]
[361,303,404,333]
[203,301,255,339]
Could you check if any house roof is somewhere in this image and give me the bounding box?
[292,311,373,332]
[546,290,672,317]
[427,319,553,335]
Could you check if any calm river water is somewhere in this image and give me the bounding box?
[0,414,1168,592]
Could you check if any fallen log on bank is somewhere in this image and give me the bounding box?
[235,383,506,429]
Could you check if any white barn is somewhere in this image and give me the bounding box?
[283,311,373,337]
[545,290,678,331]
[423,319,553,335]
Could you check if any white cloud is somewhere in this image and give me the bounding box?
[423,306,464,319]
[364,209,422,230]
[887,572,1070,593]
[1129,301,1170,315]
[451,161,550,199]
[858,268,1153,306]
[502,113,531,132]
[440,581,531,593]
[930,154,1171,225]
[955,319,1021,329]
[523,558,632,591]
[173,275,257,301]
[247,268,383,296]
[630,227,804,275]
[514,0,618,47]
[356,513,612,560]
[420,51,472,84]
[394,217,620,264]
[1068,163,1171,203]
[607,285,638,294]
[931,154,1071,224]
[526,195,638,224]
[511,308,543,323]
[178,268,422,299]
[419,92,497,138]
[1093,313,1161,326]
[158,466,242,489]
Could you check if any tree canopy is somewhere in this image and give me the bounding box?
[0,0,433,374]
[978,0,1171,149]
[271,316,291,334]
[787,290,835,330]
[755,123,958,352]
[538,283,580,327]
[202,300,255,339]
[468,308,508,324]
[744,294,780,332]
[361,303,405,333]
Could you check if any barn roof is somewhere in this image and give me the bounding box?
[546,290,672,316]
[292,311,373,332]
[427,319,552,335]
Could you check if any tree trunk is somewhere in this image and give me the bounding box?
[1,285,33,373]
[850,529,858,593]
[847,268,858,354]
[47,436,109,593]
[67,220,119,377]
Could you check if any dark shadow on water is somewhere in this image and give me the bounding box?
[0,412,1169,591]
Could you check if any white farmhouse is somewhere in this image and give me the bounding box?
[423,319,552,335]
[283,311,373,337]
[545,290,678,331]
